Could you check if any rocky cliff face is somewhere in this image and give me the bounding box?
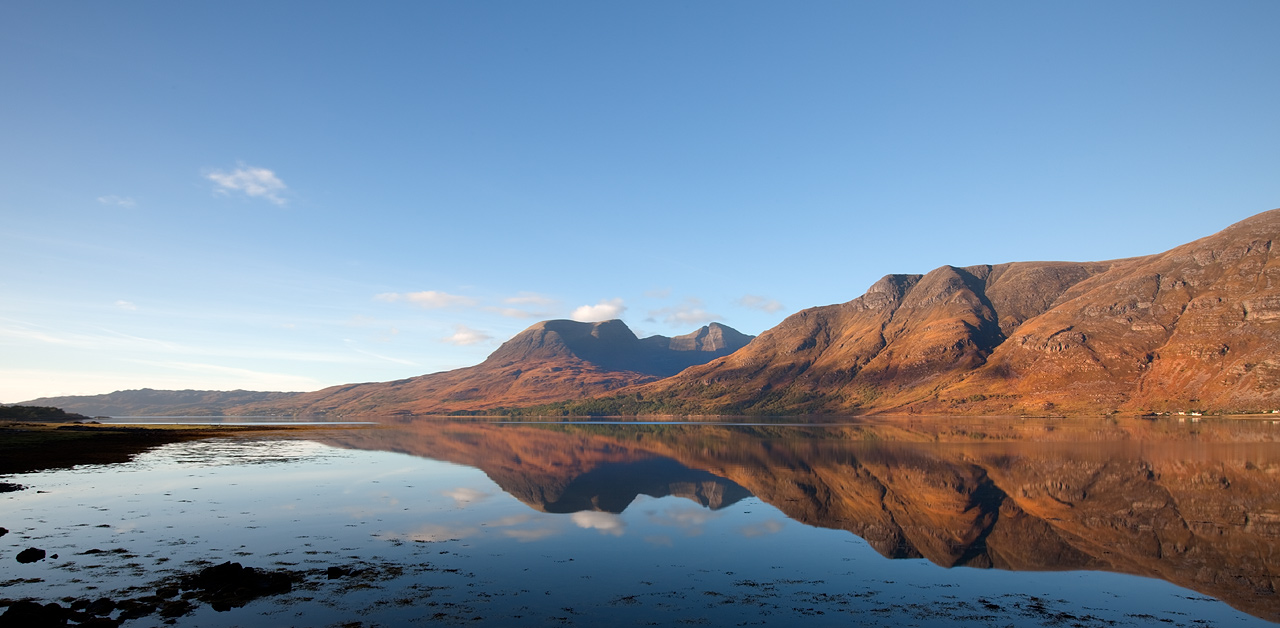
[954,209,1280,413]
[641,209,1280,415]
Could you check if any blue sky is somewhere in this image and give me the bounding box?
[3,1,1278,401]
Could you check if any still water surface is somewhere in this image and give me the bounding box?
[2,417,1278,626]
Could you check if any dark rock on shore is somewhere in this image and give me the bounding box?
[16,548,46,564]
[0,561,363,625]
[0,600,68,628]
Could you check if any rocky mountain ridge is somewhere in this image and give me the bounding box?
[605,209,1280,415]
[24,208,1280,417]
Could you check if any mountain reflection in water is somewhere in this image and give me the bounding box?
[311,417,1280,622]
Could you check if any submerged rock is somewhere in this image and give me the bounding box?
[179,561,295,612]
[0,600,68,628]
[84,598,115,616]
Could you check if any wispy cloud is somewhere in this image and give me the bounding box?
[737,520,785,538]
[442,487,491,507]
[376,290,478,309]
[503,527,561,542]
[571,298,626,322]
[485,307,539,319]
[97,195,136,208]
[442,324,492,346]
[738,294,784,313]
[206,163,288,206]
[647,298,721,327]
[382,524,479,543]
[505,292,557,307]
[114,300,137,311]
[644,288,671,299]
[484,292,560,318]
[111,360,323,392]
[0,318,360,364]
[344,342,418,366]
[647,504,722,536]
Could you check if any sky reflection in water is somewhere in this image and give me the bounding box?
[1,418,1278,627]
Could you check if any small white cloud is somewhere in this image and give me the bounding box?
[206,163,288,206]
[97,195,136,208]
[571,511,626,536]
[648,298,721,327]
[376,290,477,309]
[571,298,626,322]
[442,487,491,507]
[442,325,493,346]
[738,295,784,313]
[114,300,137,311]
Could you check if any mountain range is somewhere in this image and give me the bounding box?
[24,321,753,417]
[623,208,1280,415]
[20,208,1280,417]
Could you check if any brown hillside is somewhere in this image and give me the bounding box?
[236,319,753,416]
[943,209,1280,413]
[641,209,1280,415]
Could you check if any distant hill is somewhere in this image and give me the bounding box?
[0,405,92,422]
[563,208,1280,416]
[22,321,753,417]
[19,389,299,418]
[235,320,753,416]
